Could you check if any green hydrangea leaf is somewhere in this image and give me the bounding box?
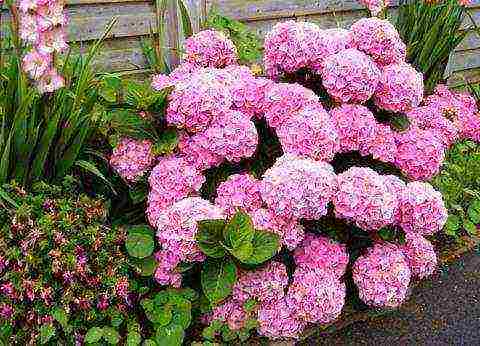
[197,219,227,258]
[126,227,155,259]
[467,200,480,224]
[224,210,255,261]
[103,327,120,345]
[153,129,179,155]
[85,327,103,343]
[52,307,69,330]
[201,258,237,305]
[242,230,280,265]
[155,324,184,346]
[445,214,461,235]
[464,219,478,235]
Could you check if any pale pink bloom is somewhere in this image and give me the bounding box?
[22,49,52,79]
[36,27,68,54]
[37,68,65,93]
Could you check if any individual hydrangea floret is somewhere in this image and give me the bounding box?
[351,17,406,66]
[215,174,263,217]
[330,104,377,153]
[261,154,338,220]
[398,182,448,236]
[359,0,390,16]
[353,243,411,308]
[374,63,424,113]
[166,68,233,132]
[109,137,155,183]
[277,103,340,161]
[250,208,305,250]
[286,267,346,324]
[156,197,225,264]
[232,262,289,304]
[293,234,349,278]
[400,232,437,280]
[183,29,237,68]
[315,28,354,71]
[361,124,398,163]
[407,106,459,148]
[333,167,398,231]
[146,156,205,227]
[263,21,322,78]
[322,48,380,104]
[263,82,319,128]
[394,127,445,181]
[257,298,306,340]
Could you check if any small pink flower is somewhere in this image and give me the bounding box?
[37,68,65,93]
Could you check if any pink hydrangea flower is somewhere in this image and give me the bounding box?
[209,298,250,331]
[351,17,406,66]
[215,174,264,217]
[322,48,380,104]
[359,0,390,16]
[286,267,346,324]
[250,208,305,250]
[109,137,155,183]
[398,182,448,236]
[334,167,398,231]
[400,232,437,280]
[263,82,319,128]
[154,249,182,287]
[353,243,411,308]
[407,106,459,148]
[374,63,424,113]
[257,298,306,340]
[277,103,340,162]
[177,131,224,171]
[156,197,225,264]
[183,30,237,68]
[263,21,322,78]
[315,28,354,71]
[166,68,233,132]
[330,104,378,153]
[382,174,406,223]
[151,74,174,91]
[232,261,289,304]
[229,76,274,119]
[361,124,398,163]
[394,127,445,181]
[293,234,349,278]
[146,156,205,227]
[261,154,338,220]
[168,62,199,84]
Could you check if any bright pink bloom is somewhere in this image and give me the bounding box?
[215,174,263,217]
[109,137,155,183]
[400,232,437,280]
[183,30,237,68]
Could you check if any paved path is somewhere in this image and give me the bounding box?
[302,251,480,346]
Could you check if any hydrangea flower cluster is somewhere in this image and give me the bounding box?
[17,0,68,93]
[183,29,238,68]
[215,174,263,217]
[109,137,156,183]
[334,167,398,231]
[400,232,437,279]
[398,181,448,236]
[353,243,411,308]
[261,154,337,220]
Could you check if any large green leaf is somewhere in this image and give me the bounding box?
[197,219,227,258]
[201,258,237,305]
[103,327,120,345]
[155,323,184,346]
[85,327,103,343]
[224,210,254,261]
[242,230,280,265]
[126,226,155,259]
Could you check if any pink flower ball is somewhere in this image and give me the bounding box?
[322,48,380,104]
[314,28,354,72]
[374,63,424,113]
[400,232,437,280]
[277,103,340,161]
[361,124,398,163]
[351,17,406,66]
[334,167,398,231]
[407,106,459,148]
[353,243,411,308]
[209,298,250,331]
[232,262,289,304]
[330,104,378,153]
[359,0,390,16]
[263,82,319,128]
[382,174,406,223]
[215,174,263,217]
[109,137,155,183]
[153,249,182,287]
[183,30,237,68]
[293,234,349,278]
[263,21,322,78]
[394,127,445,181]
[169,62,199,84]
[459,113,480,142]
[261,154,338,220]
[250,208,305,250]
[146,156,205,227]
[166,68,233,133]
[286,267,346,324]
[178,132,223,171]
[398,182,448,236]
[257,298,306,340]
[230,76,275,119]
[156,197,225,264]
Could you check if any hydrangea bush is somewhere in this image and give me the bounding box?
[107,14,480,343]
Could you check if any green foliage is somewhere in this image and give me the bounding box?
[201,258,237,305]
[125,225,155,259]
[432,140,480,237]
[196,210,281,265]
[395,0,468,92]
[206,9,263,64]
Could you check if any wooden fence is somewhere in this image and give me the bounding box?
[1,0,479,86]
